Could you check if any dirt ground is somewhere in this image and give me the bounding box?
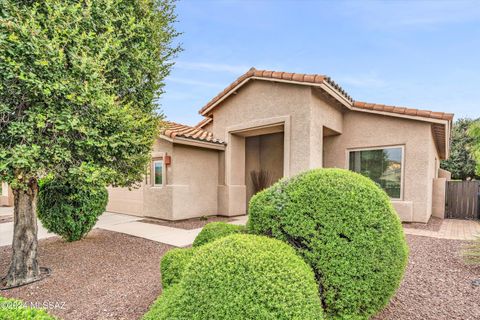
[374,235,480,320]
[0,229,172,320]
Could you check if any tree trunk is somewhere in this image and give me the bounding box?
[3,181,40,287]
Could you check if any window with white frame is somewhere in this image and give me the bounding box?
[348,146,404,199]
[153,159,164,186]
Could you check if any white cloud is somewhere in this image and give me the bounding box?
[167,77,224,88]
[175,61,250,74]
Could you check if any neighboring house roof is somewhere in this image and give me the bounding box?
[161,121,225,149]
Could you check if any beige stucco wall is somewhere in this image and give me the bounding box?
[107,138,219,220]
[212,81,312,175]
[324,111,439,222]
[168,144,219,220]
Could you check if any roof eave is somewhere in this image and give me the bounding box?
[160,134,226,150]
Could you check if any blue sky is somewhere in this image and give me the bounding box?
[159,0,480,126]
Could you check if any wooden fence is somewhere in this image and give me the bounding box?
[445,181,480,220]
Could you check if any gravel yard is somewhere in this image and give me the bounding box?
[0,229,172,320]
[0,230,479,319]
[374,235,480,320]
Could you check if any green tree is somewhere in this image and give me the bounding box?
[0,0,179,287]
[441,118,478,180]
[469,119,480,175]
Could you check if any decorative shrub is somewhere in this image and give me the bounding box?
[248,168,408,320]
[37,178,108,242]
[0,296,56,319]
[144,234,324,320]
[192,222,245,247]
[160,247,194,289]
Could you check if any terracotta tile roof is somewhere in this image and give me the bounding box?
[195,117,212,129]
[353,101,454,121]
[199,67,454,124]
[162,121,225,145]
[199,67,353,115]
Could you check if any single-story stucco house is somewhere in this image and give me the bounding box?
[107,68,454,223]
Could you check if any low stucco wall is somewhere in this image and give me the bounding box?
[432,178,447,219]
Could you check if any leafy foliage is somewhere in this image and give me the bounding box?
[0,0,180,190]
[441,118,478,180]
[37,177,108,242]
[248,168,408,320]
[468,119,480,176]
[160,247,194,289]
[192,222,245,247]
[144,234,324,320]
[0,296,56,319]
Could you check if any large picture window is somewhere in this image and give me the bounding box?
[153,159,163,186]
[349,146,403,199]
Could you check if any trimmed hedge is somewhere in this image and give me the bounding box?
[0,296,56,319]
[248,168,408,320]
[160,247,194,289]
[192,222,245,247]
[37,178,108,242]
[144,234,324,320]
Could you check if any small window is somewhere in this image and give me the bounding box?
[349,146,403,199]
[153,160,163,186]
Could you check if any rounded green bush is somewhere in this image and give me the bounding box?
[160,247,194,289]
[248,168,408,320]
[144,234,324,320]
[0,296,56,319]
[192,222,245,247]
[37,178,108,242]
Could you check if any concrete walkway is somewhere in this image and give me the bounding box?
[0,211,141,247]
[0,209,248,248]
[404,219,480,240]
[0,206,13,217]
[100,215,248,247]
